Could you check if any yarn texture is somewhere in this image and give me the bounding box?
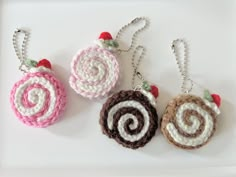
[10,66,66,128]
[100,90,158,149]
[161,94,220,149]
[69,46,119,99]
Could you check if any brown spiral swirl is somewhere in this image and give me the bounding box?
[100,90,158,149]
[161,94,220,149]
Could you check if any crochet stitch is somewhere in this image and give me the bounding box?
[95,32,119,51]
[69,46,119,99]
[161,94,220,149]
[10,63,66,128]
[100,90,158,149]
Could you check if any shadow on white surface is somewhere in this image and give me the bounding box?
[138,72,236,159]
[45,54,94,137]
[0,0,236,174]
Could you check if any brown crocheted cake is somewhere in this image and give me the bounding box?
[161,94,220,149]
[100,90,158,149]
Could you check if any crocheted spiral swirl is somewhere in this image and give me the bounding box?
[161,94,220,149]
[69,46,119,99]
[100,90,158,149]
[10,67,66,128]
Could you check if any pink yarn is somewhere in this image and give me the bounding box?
[10,71,66,128]
[69,46,119,99]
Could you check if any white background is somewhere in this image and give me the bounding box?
[0,0,236,176]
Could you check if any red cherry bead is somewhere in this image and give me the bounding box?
[99,32,113,40]
[150,85,159,98]
[211,94,221,107]
[37,59,52,69]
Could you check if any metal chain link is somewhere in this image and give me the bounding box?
[115,17,149,53]
[131,45,146,89]
[12,28,30,72]
[171,39,193,93]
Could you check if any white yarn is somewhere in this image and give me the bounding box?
[166,101,220,147]
[14,76,56,122]
[94,39,105,48]
[70,48,119,97]
[107,100,150,142]
[140,89,157,107]
[94,39,117,52]
[204,99,221,116]
[29,66,52,74]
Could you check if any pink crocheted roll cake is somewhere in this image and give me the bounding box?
[69,32,120,99]
[10,59,66,128]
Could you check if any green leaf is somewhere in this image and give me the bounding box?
[24,59,38,68]
[204,89,213,102]
[104,40,119,48]
[142,81,151,91]
[111,40,119,48]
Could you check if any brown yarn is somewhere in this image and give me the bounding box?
[100,90,158,149]
[161,94,217,150]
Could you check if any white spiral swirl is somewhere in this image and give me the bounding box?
[69,46,119,99]
[166,100,220,147]
[107,100,150,142]
[13,76,56,122]
[10,68,66,127]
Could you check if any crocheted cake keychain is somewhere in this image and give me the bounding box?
[161,39,221,149]
[10,29,66,128]
[100,46,159,149]
[69,17,149,99]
